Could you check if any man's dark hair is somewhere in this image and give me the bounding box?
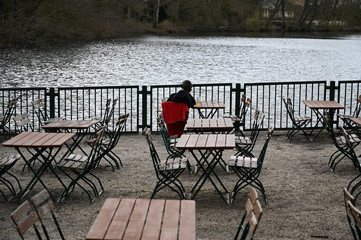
[181,80,192,92]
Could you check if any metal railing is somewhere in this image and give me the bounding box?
[1,80,361,133]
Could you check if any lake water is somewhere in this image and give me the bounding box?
[1,33,361,88]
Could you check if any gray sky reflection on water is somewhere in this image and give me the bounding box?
[1,34,361,88]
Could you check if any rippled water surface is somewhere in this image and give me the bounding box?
[1,34,361,88]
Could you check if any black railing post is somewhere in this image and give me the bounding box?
[141,85,148,130]
[48,87,56,118]
[329,81,336,101]
[234,83,241,116]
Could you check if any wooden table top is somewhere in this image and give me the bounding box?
[86,198,196,240]
[186,118,234,130]
[350,118,361,126]
[41,119,100,130]
[302,100,344,110]
[175,134,235,150]
[193,101,225,109]
[1,132,75,148]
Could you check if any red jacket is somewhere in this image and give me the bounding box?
[161,102,189,137]
[161,102,189,124]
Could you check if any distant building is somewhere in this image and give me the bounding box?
[261,0,303,19]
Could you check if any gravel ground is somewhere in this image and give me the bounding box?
[0,131,357,239]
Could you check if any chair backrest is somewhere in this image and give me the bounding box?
[103,98,118,126]
[235,95,252,122]
[347,200,361,239]
[1,97,18,126]
[86,127,105,169]
[235,188,263,240]
[13,113,33,132]
[353,95,361,118]
[32,99,49,125]
[323,112,344,148]
[11,200,41,239]
[340,127,361,172]
[143,128,162,177]
[106,113,128,148]
[250,110,265,140]
[157,114,185,158]
[256,128,274,170]
[282,97,297,122]
[30,189,65,240]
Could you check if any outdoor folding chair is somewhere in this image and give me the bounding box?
[95,113,129,171]
[340,127,361,173]
[157,115,192,173]
[344,188,359,240]
[234,110,265,158]
[143,128,188,199]
[234,187,263,240]
[282,97,312,142]
[30,189,65,240]
[338,95,361,129]
[323,113,361,172]
[90,98,118,131]
[347,200,361,239]
[56,127,105,203]
[32,98,65,126]
[11,190,65,240]
[223,95,252,136]
[0,154,22,201]
[228,128,274,204]
[0,97,19,138]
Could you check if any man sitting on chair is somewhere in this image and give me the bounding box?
[162,80,196,137]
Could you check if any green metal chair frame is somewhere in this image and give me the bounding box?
[338,94,361,129]
[340,127,361,173]
[282,97,312,142]
[0,154,22,201]
[229,128,274,204]
[157,114,192,173]
[234,110,265,158]
[96,113,128,171]
[323,113,360,172]
[56,128,105,203]
[143,127,187,199]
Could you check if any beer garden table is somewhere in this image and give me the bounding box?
[41,119,100,157]
[175,133,235,204]
[185,118,234,133]
[303,100,345,141]
[193,101,226,119]
[1,131,75,201]
[85,198,196,240]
